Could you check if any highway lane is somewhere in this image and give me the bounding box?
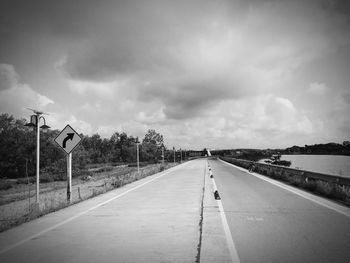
[209,159,350,263]
[0,160,206,263]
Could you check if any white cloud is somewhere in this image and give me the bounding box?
[66,115,93,135]
[97,125,122,138]
[67,79,116,99]
[307,82,328,95]
[136,108,166,125]
[1,1,350,148]
[164,96,315,149]
[0,64,54,117]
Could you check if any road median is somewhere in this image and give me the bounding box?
[200,160,233,263]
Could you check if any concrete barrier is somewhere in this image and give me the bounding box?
[220,157,350,187]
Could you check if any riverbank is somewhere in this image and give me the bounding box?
[281,154,350,178]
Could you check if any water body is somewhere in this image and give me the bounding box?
[280,154,350,178]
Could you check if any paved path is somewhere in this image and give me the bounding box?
[2,158,349,263]
[0,160,206,263]
[209,159,350,263]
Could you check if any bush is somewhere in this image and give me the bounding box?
[0,180,14,190]
[128,162,148,167]
[16,177,36,184]
[315,181,333,197]
[52,172,67,181]
[94,167,114,173]
[40,173,55,183]
[73,169,93,178]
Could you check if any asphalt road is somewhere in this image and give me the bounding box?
[0,160,206,263]
[209,159,350,263]
[2,158,350,263]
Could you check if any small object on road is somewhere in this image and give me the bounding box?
[214,190,221,200]
[248,163,256,172]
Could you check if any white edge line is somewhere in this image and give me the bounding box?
[209,165,241,263]
[0,165,183,255]
[219,159,350,218]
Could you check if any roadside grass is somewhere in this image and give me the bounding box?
[266,168,350,204]
[0,162,177,232]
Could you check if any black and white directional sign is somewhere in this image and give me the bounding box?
[54,124,82,154]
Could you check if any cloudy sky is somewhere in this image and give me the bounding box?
[1,0,349,149]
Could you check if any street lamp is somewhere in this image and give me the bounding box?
[25,110,50,204]
[136,137,140,173]
[161,144,165,166]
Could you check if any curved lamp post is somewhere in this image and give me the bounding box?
[162,145,165,166]
[136,138,140,173]
[180,148,182,163]
[25,112,50,204]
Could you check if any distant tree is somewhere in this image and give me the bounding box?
[142,129,164,147]
[142,130,164,162]
[0,114,35,178]
[109,132,135,162]
[0,113,174,179]
[0,113,69,178]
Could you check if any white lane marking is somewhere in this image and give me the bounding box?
[246,217,264,222]
[0,164,188,255]
[219,159,350,218]
[211,173,241,263]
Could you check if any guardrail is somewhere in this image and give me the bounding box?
[220,156,350,187]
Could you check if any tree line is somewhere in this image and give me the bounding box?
[0,113,181,179]
[283,142,350,155]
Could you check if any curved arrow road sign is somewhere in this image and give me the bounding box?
[54,124,82,154]
[63,133,75,148]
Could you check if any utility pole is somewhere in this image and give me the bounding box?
[173,147,175,164]
[136,138,140,173]
[180,148,182,163]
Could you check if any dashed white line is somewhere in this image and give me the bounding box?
[210,166,241,263]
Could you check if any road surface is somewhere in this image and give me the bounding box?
[209,158,350,263]
[1,158,350,263]
[0,160,206,263]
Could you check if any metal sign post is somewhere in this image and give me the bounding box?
[67,153,72,203]
[54,124,82,203]
[137,142,140,173]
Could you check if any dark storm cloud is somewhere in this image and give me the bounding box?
[136,70,260,120]
[1,0,350,146]
[0,0,258,81]
[147,79,235,120]
[58,0,228,81]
